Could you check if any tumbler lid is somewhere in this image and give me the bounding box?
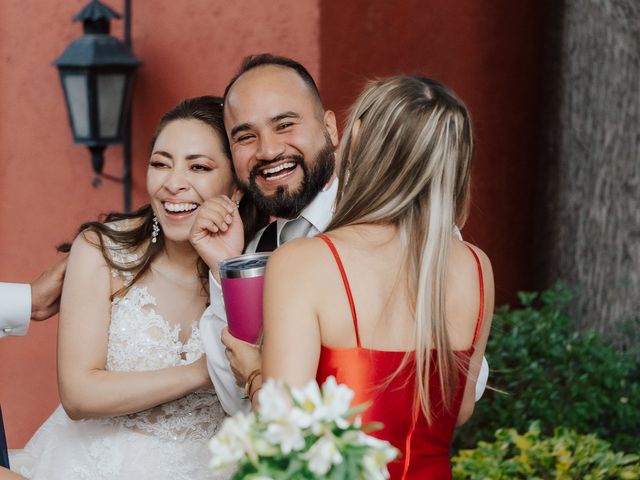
[219,252,271,279]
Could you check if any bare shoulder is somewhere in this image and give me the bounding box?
[266,236,332,279]
[465,242,494,297]
[72,228,101,255]
[70,216,144,268]
[449,239,493,283]
[68,230,108,268]
[80,217,148,262]
[446,239,494,344]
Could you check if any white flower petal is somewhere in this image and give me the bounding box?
[257,379,292,422]
[302,434,343,476]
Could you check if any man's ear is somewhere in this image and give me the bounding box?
[323,110,339,148]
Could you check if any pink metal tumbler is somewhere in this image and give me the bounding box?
[219,253,271,344]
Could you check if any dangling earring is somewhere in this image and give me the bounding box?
[151,216,160,243]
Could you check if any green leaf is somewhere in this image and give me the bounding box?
[454,286,640,455]
[453,424,640,478]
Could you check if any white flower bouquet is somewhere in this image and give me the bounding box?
[209,376,399,479]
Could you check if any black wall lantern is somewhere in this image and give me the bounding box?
[54,0,140,211]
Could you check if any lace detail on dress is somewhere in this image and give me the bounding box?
[10,227,228,480]
[102,222,141,287]
[70,436,125,479]
[13,405,225,480]
[107,287,199,371]
[99,389,221,441]
[94,285,224,441]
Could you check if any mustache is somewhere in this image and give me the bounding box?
[250,154,304,177]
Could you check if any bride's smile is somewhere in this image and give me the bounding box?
[147,118,237,243]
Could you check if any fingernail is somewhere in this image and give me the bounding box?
[225,215,232,223]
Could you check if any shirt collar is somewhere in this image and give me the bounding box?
[276,177,338,235]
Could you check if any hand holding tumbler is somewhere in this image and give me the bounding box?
[219,253,270,344]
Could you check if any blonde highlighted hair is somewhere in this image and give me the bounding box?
[327,76,474,422]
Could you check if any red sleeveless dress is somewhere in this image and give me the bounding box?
[315,234,484,479]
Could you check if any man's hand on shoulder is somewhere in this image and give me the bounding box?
[31,255,68,321]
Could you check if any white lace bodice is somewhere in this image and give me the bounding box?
[107,286,204,371]
[89,233,225,442]
[11,228,229,480]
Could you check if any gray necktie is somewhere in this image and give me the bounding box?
[279,217,315,245]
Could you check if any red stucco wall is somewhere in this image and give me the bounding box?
[319,0,543,304]
[1,0,543,448]
[0,0,320,447]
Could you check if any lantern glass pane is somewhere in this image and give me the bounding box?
[98,73,126,138]
[63,75,89,138]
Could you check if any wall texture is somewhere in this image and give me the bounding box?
[0,0,320,447]
[1,0,542,447]
[319,0,544,304]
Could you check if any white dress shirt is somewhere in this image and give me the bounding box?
[245,179,338,253]
[201,180,339,414]
[0,282,31,338]
[200,178,488,414]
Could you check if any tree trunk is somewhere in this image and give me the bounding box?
[538,0,640,349]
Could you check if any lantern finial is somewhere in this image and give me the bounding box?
[73,0,121,35]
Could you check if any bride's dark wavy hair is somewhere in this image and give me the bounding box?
[58,96,269,299]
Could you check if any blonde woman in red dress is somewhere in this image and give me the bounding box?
[232,75,495,479]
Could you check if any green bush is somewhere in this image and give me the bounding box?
[455,284,640,453]
[610,316,640,363]
[452,422,640,479]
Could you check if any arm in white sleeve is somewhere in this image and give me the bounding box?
[200,271,250,415]
[0,282,31,337]
[475,356,489,401]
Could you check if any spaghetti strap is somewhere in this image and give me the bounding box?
[316,234,362,348]
[464,243,485,346]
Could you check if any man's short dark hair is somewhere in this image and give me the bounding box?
[223,53,323,108]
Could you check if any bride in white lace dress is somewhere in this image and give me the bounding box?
[8,96,260,480]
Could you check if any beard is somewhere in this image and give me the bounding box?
[240,140,336,219]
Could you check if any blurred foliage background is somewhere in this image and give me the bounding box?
[451,286,640,478]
